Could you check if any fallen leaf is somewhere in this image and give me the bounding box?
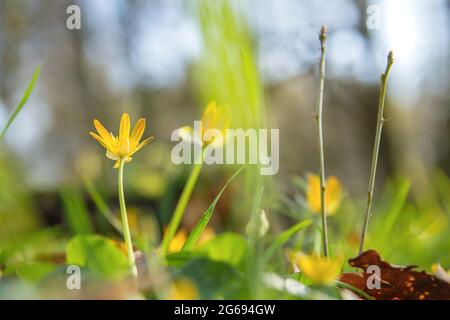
[340,250,450,300]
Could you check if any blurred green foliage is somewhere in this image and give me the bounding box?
[192,0,268,226]
[0,1,448,301]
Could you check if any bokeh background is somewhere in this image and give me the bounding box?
[0,0,449,273]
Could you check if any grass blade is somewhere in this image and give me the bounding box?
[262,219,312,263]
[182,165,245,252]
[335,281,374,300]
[0,65,41,140]
[84,177,123,234]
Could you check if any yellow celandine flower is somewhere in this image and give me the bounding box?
[167,278,199,300]
[167,227,216,253]
[179,101,231,148]
[89,113,153,168]
[295,253,343,285]
[168,228,188,253]
[306,174,342,215]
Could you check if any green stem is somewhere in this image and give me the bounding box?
[316,26,329,257]
[358,51,394,255]
[118,159,138,277]
[161,155,203,254]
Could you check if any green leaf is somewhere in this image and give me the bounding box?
[262,220,312,263]
[195,232,247,268]
[178,258,245,299]
[0,65,41,140]
[16,262,57,284]
[182,165,245,252]
[165,251,201,268]
[66,235,129,280]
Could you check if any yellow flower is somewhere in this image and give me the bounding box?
[178,101,231,147]
[295,253,343,285]
[167,278,198,300]
[167,227,215,253]
[90,113,153,168]
[168,228,188,253]
[306,174,342,215]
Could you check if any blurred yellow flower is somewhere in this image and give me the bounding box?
[168,228,188,253]
[167,278,198,300]
[306,174,342,215]
[90,113,153,168]
[167,227,215,253]
[295,253,343,285]
[179,101,231,148]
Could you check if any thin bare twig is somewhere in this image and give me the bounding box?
[358,51,394,255]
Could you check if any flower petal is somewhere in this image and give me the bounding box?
[89,132,109,149]
[131,136,154,155]
[306,174,321,213]
[201,101,217,132]
[119,113,131,142]
[326,176,342,215]
[130,118,146,146]
[94,119,112,143]
[106,149,119,160]
[113,160,121,169]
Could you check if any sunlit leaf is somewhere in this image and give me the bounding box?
[16,262,57,284]
[195,232,247,268]
[66,235,129,280]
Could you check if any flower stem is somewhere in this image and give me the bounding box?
[161,157,203,254]
[118,159,138,277]
[358,51,394,255]
[316,26,329,257]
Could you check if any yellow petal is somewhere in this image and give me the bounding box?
[306,174,321,213]
[296,253,342,285]
[94,119,112,143]
[199,101,231,146]
[106,149,119,160]
[89,132,109,149]
[306,174,343,215]
[325,176,342,215]
[168,229,187,253]
[215,105,231,133]
[167,278,198,300]
[201,101,218,132]
[119,113,131,142]
[130,118,146,146]
[131,136,154,155]
[113,160,121,169]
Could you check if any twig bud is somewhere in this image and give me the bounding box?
[319,25,327,44]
